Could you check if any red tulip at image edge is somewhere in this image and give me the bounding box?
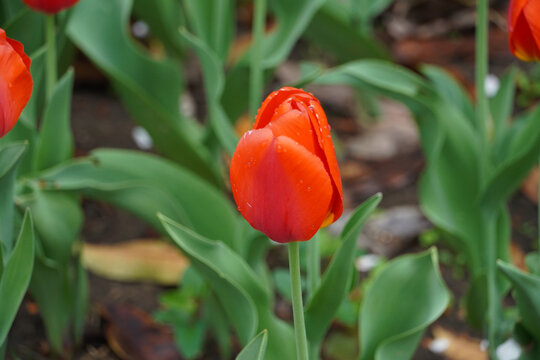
[508,0,540,61]
[230,87,343,243]
[23,0,79,14]
[0,28,32,138]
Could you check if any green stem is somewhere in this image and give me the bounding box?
[307,234,320,360]
[538,157,540,254]
[249,0,266,118]
[484,211,500,360]
[45,14,57,100]
[475,0,489,169]
[476,1,499,357]
[289,242,309,360]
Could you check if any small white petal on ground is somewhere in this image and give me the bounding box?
[131,126,153,150]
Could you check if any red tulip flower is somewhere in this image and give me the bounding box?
[230,87,343,243]
[23,0,79,14]
[508,0,540,61]
[0,29,33,138]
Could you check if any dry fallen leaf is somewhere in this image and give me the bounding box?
[510,242,528,272]
[102,304,181,360]
[423,326,487,360]
[521,167,538,204]
[82,239,189,285]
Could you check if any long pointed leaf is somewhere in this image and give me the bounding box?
[0,210,35,346]
[305,193,381,344]
[236,330,268,360]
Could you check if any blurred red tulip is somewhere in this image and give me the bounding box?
[230,87,343,243]
[23,0,79,14]
[508,0,540,61]
[0,29,32,138]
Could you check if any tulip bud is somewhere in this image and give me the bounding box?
[23,0,79,14]
[508,0,540,61]
[230,87,343,243]
[0,28,33,138]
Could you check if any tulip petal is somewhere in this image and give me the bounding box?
[298,98,344,222]
[254,87,306,129]
[508,0,529,32]
[230,128,333,243]
[266,107,322,156]
[0,30,33,137]
[523,0,540,56]
[23,0,79,13]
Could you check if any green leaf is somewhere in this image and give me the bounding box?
[498,261,540,342]
[72,257,88,344]
[236,330,268,360]
[421,65,475,125]
[34,68,74,171]
[132,0,185,57]
[182,0,235,61]
[160,215,296,360]
[359,248,449,360]
[0,210,35,346]
[481,105,540,210]
[67,0,218,184]
[38,149,240,250]
[222,0,328,120]
[29,256,71,354]
[303,2,389,63]
[3,9,44,54]
[316,60,428,98]
[305,193,382,344]
[180,29,238,155]
[0,142,26,254]
[490,67,517,144]
[29,189,82,264]
[160,214,266,344]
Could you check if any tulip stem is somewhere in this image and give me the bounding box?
[289,242,309,360]
[476,1,499,358]
[249,0,266,119]
[475,0,489,166]
[307,233,321,360]
[45,14,57,100]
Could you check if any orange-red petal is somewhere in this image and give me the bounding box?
[23,0,79,13]
[508,0,540,61]
[254,87,306,129]
[0,29,33,137]
[302,98,343,222]
[230,128,333,243]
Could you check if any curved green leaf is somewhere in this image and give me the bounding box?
[132,0,185,57]
[0,142,26,253]
[481,105,540,211]
[0,210,35,346]
[236,330,268,360]
[160,215,295,360]
[303,2,389,63]
[498,261,540,342]
[67,0,217,184]
[359,248,449,360]
[34,68,74,171]
[182,0,235,61]
[160,214,266,344]
[29,190,82,264]
[38,149,240,249]
[305,193,382,344]
[180,29,238,154]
